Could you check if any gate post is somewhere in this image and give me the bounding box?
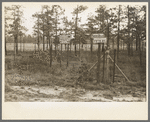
[106,47,110,83]
[97,43,101,83]
[102,47,105,84]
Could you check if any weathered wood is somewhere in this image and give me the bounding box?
[102,48,105,83]
[97,43,101,83]
[106,49,110,83]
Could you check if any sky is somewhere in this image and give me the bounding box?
[3,2,147,35]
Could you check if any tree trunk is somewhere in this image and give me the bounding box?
[139,37,142,66]
[16,36,18,54]
[117,5,120,59]
[38,15,40,51]
[128,5,130,56]
[35,39,36,53]
[136,34,138,51]
[75,5,78,56]
[23,37,24,52]
[123,41,124,50]
[14,36,16,61]
[79,40,80,57]
[135,16,138,51]
[128,43,130,56]
[91,38,93,57]
[75,44,76,56]
[112,38,114,50]
[20,36,21,52]
[55,43,56,57]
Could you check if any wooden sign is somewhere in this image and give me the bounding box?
[93,38,107,43]
[92,34,107,44]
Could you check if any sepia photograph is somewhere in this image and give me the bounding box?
[2,2,148,120]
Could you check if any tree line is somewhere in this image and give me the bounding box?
[5,4,146,59]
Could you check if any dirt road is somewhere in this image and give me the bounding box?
[5,84,146,102]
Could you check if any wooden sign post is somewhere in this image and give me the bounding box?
[92,33,107,84]
[102,47,105,84]
[106,48,110,83]
[97,43,101,83]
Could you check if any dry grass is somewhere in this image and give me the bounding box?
[5,50,146,90]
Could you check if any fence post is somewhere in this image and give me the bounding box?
[113,49,116,83]
[106,48,110,83]
[97,43,101,83]
[102,48,105,84]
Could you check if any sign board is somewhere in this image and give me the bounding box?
[93,38,107,43]
[92,33,107,43]
[59,34,74,44]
